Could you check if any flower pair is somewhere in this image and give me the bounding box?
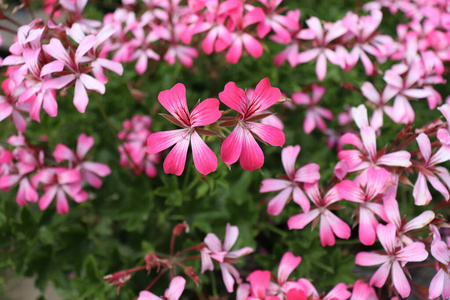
[147,78,285,175]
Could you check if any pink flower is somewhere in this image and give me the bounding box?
[201,223,253,292]
[428,225,450,299]
[222,7,266,64]
[138,276,185,300]
[257,0,299,43]
[338,105,411,175]
[292,84,333,134]
[338,167,390,245]
[413,133,450,205]
[147,83,221,175]
[383,198,435,245]
[355,223,429,298]
[288,183,351,247]
[53,134,111,188]
[33,167,88,214]
[219,78,285,171]
[260,145,320,215]
[42,35,105,113]
[298,17,347,81]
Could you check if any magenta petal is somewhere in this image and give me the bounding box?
[248,122,285,147]
[219,82,247,116]
[158,83,190,125]
[358,207,377,245]
[147,129,186,154]
[240,129,264,171]
[138,291,161,300]
[190,131,217,175]
[190,98,221,127]
[220,125,244,166]
[338,180,363,202]
[163,137,190,176]
[56,189,69,214]
[287,209,320,230]
[53,144,76,162]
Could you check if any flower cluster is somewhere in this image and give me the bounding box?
[1,4,123,129]
[0,133,110,214]
[147,78,285,175]
[118,114,160,177]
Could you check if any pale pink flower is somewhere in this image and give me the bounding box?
[413,133,450,205]
[138,276,185,300]
[428,225,450,299]
[260,145,320,215]
[288,183,351,247]
[383,198,435,245]
[219,78,285,171]
[292,84,332,134]
[201,223,253,292]
[355,223,429,298]
[147,83,221,175]
[298,17,348,81]
[338,105,411,175]
[53,134,111,188]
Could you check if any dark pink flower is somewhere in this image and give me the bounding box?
[147,83,221,175]
[219,78,285,171]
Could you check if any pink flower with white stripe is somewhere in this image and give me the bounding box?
[292,84,333,134]
[355,223,429,298]
[147,83,221,175]
[256,0,299,43]
[53,133,111,189]
[201,223,253,292]
[42,35,105,113]
[260,145,320,215]
[288,183,351,247]
[338,167,390,245]
[413,133,450,205]
[219,78,285,171]
[138,276,185,300]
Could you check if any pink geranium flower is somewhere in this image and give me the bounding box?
[413,133,450,205]
[138,276,185,300]
[201,223,253,292]
[288,183,351,247]
[355,223,429,298]
[428,225,450,299]
[147,83,221,175]
[33,167,88,214]
[338,167,390,245]
[260,145,320,215]
[219,78,285,171]
[53,133,111,189]
[292,84,333,134]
